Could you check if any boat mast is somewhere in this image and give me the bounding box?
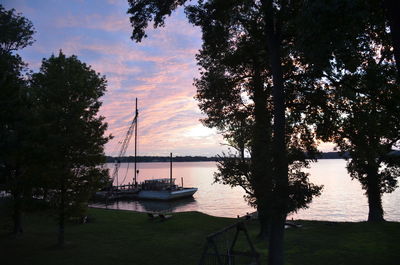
[110,98,138,189]
[134,98,138,185]
[170,152,173,187]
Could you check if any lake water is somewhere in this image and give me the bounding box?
[90,160,400,222]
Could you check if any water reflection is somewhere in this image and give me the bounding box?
[91,197,197,213]
[91,161,251,218]
[90,160,400,221]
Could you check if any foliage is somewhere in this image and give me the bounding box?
[0,5,36,189]
[299,0,400,221]
[0,5,37,234]
[383,0,400,74]
[0,4,35,54]
[295,0,382,74]
[31,51,111,207]
[186,0,322,215]
[127,0,188,42]
[31,51,111,243]
[328,60,399,221]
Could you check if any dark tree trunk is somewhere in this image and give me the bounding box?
[366,170,384,222]
[384,0,400,75]
[11,167,23,236]
[262,1,289,264]
[367,192,384,222]
[58,178,66,247]
[257,203,270,240]
[12,190,23,235]
[267,36,289,265]
[251,59,272,241]
[268,214,286,265]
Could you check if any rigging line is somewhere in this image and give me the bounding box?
[110,139,121,157]
[121,117,138,185]
[111,111,138,183]
[119,130,133,185]
[121,153,132,185]
[111,125,131,157]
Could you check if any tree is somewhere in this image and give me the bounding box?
[31,51,111,246]
[0,5,35,54]
[127,1,322,264]
[318,52,399,222]
[297,0,399,222]
[0,4,36,235]
[187,1,321,239]
[296,0,399,76]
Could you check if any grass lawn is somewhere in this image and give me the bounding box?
[1,200,399,265]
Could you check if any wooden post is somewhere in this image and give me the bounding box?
[181,177,183,188]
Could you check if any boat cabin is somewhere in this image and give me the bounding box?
[141,178,177,191]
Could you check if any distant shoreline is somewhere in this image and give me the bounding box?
[106,156,218,163]
[106,152,348,163]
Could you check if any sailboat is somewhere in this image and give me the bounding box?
[97,98,197,201]
[136,153,198,200]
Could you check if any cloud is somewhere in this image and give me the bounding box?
[80,35,216,156]
[56,13,131,33]
[9,0,224,156]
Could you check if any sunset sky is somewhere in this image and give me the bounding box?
[3,0,334,156]
[3,0,228,156]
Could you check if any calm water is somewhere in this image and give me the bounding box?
[90,160,400,221]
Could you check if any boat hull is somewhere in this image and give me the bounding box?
[137,187,198,200]
[94,188,139,200]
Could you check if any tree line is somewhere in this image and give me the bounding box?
[0,5,111,246]
[105,152,352,163]
[126,1,399,265]
[106,156,217,163]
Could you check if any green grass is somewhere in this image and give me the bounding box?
[1,200,399,265]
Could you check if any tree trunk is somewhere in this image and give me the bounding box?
[251,59,272,242]
[367,170,384,222]
[58,178,66,247]
[257,203,270,240]
[268,214,286,265]
[367,193,384,222]
[262,1,289,264]
[12,190,23,235]
[11,167,23,236]
[384,0,400,75]
[267,36,289,265]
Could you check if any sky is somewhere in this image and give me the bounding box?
[2,0,334,157]
[3,0,229,156]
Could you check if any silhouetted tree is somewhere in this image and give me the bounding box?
[297,0,399,222]
[127,1,323,264]
[0,5,36,235]
[31,51,111,246]
[188,1,321,239]
[0,5,35,54]
[318,54,399,222]
[297,0,398,76]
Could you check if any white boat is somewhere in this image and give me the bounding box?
[137,178,198,200]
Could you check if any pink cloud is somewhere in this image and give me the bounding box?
[56,13,131,33]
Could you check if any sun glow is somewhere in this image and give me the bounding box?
[184,125,217,138]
